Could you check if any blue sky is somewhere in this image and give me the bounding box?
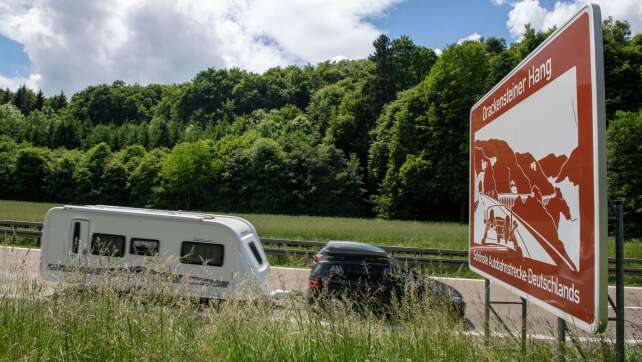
[0,36,30,78]
[373,0,513,49]
[0,0,639,95]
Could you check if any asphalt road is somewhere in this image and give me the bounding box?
[3,246,641,342]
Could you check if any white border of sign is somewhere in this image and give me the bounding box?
[468,4,607,333]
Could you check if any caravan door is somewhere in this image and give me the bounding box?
[70,219,90,258]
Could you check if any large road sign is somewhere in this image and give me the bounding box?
[469,5,606,333]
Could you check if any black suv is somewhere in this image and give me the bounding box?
[307,241,465,319]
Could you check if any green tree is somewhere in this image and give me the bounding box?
[219,138,288,213]
[44,149,82,202]
[390,35,437,91]
[34,90,45,111]
[0,137,18,199]
[73,143,112,203]
[325,85,372,162]
[100,159,129,205]
[25,109,54,147]
[175,69,243,124]
[130,148,167,207]
[14,146,50,201]
[158,140,219,209]
[366,34,395,118]
[373,42,492,220]
[0,103,28,141]
[602,18,642,119]
[47,91,68,112]
[306,80,353,135]
[0,88,13,104]
[148,117,174,148]
[607,110,642,236]
[70,81,163,125]
[13,85,36,116]
[50,115,81,149]
[286,142,367,216]
[116,145,147,173]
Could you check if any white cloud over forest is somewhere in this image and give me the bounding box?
[457,32,482,44]
[0,0,399,95]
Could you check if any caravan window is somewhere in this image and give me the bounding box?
[248,241,263,265]
[130,238,159,256]
[72,222,81,254]
[91,233,125,257]
[180,242,224,266]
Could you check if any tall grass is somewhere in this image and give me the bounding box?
[1,260,639,361]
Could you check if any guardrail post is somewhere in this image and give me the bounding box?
[484,278,490,347]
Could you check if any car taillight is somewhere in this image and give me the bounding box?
[308,278,321,289]
[312,255,320,262]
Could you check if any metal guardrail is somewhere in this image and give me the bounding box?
[2,220,642,275]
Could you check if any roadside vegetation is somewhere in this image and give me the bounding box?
[1,265,640,361]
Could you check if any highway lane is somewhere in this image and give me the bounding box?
[3,246,641,341]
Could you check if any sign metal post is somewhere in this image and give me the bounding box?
[558,317,566,361]
[483,280,528,350]
[610,201,624,361]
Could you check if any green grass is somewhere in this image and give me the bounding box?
[0,200,468,249]
[1,267,638,361]
[2,199,640,251]
[0,200,61,222]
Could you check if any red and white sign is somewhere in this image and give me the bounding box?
[469,5,607,332]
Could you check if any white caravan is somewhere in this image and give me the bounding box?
[40,205,269,300]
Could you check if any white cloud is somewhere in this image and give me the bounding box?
[457,32,482,44]
[0,73,41,90]
[491,0,508,5]
[0,0,400,95]
[434,48,442,56]
[507,0,642,39]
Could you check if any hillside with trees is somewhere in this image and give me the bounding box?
[1,19,641,236]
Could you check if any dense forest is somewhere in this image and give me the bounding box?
[1,19,641,235]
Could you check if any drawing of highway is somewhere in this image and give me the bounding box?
[472,139,578,273]
[473,193,576,271]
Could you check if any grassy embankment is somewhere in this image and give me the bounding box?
[0,267,638,361]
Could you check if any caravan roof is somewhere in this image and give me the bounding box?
[60,205,257,239]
